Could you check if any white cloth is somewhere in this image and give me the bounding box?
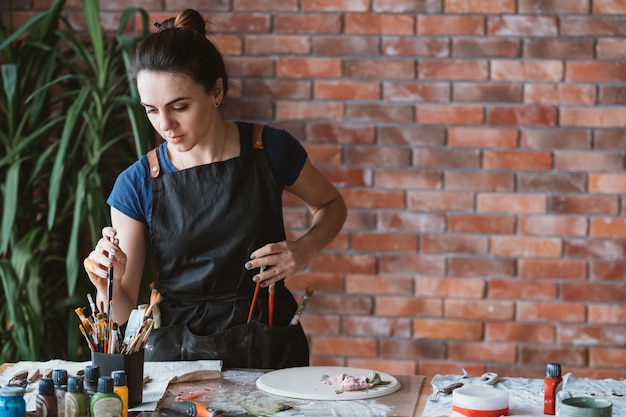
[0,359,222,412]
[423,372,625,417]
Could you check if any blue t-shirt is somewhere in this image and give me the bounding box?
[107,122,307,225]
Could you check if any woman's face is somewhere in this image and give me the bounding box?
[137,71,221,152]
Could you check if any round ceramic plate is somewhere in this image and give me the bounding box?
[256,366,401,400]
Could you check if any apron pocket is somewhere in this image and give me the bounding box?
[143,324,185,361]
[181,321,309,369]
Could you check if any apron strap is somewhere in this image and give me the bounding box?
[252,124,264,149]
[148,147,160,178]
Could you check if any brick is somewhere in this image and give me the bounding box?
[413,319,484,340]
[416,105,483,125]
[593,0,626,13]
[448,215,516,234]
[300,315,340,334]
[555,150,624,171]
[492,60,563,82]
[274,13,341,33]
[519,215,587,237]
[524,84,596,105]
[445,171,514,192]
[413,149,481,169]
[276,100,343,120]
[566,62,626,82]
[379,126,446,146]
[307,124,375,144]
[345,59,416,79]
[374,0,442,13]
[591,348,626,368]
[311,336,377,356]
[315,81,380,100]
[383,82,450,103]
[341,189,405,209]
[350,359,416,375]
[519,346,588,367]
[225,57,274,76]
[382,37,450,57]
[519,172,587,193]
[344,211,377,230]
[518,259,587,279]
[588,305,626,324]
[550,195,619,215]
[245,35,310,55]
[598,86,626,104]
[449,342,517,362]
[595,129,626,148]
[343,316,412,337]
[422,234,488,255]
[486,323,555,343]
[347,274,414,294]
[210,35,243,55]
[483,150,552,170]
[417,277,486,298]
[380,254,446,275]
[320,167,371,187]
[379,212,446,233]
[449,127,518,148]
[590,217,626,238]
[301,0,369,11]
[488,16,558,36]
[345,13,415,35]
[478,193,547,214]
[589,173,626,193]
[487,106,557,126]
[418,15,485,35]
[230,98,274,119]
[418,60,488,80]
[488,279,557,299]
[521,128,591,149]
[233,0,298,11]
[452,38,521,58]
[524,38,594,59]
[448,257,516,277]
[347,104,414,123]
[596,38,626,59]
[313,36,380,56]
[206,13,270,33]
[376,296,442,316]
[379,339,447,360]
[408,191,474,212]
[591,262,626,281]
[303,143,341,164]
[445,299,514,320]
[375,169,442,190]
[490,236,562,257]
[454,83,522,103]
[562,108,626,128]
[518,0,590,13]
[563,281,626,303]
[561,16,626,36]
[444,0,515,13]
[557,324,626,345]
[352,233,418,252]
[309,254,376,274]
[244,79,311,99]
[276,58,341,78]
[566,239,626,260]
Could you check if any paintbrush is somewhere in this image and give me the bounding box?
[246,266,265,324]
[290,287,314,325]
[107,251,114,323]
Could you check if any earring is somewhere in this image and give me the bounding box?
[215,101,221,107]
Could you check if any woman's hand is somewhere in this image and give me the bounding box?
[83,227,127,293]
[245,240,310,287]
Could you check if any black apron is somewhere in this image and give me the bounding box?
[142,123,309,369]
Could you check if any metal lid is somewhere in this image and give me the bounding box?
[0,386,25,396]
[546,362,561,377]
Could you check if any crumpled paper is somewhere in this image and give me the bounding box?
[422,371,624,417]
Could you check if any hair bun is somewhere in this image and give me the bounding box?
[154,9,206,36]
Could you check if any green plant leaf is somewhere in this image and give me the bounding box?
[1,64,16,102]
[0,162,20,254]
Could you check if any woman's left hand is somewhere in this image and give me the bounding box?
[245,240,310,287]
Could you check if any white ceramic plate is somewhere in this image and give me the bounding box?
[256,366,401,400]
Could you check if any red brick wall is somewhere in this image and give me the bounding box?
[7,0,625,378]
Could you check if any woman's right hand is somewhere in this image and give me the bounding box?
[83,227,127,292]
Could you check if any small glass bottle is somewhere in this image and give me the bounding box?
[543,362,562,415]
[53,369,68,417]
[36,377,58,417]
[111,371,128,417]
[90,377,122,417]
[65,376,87,417]
[0,386,26,417]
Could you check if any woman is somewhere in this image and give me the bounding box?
[83,9,346,368]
